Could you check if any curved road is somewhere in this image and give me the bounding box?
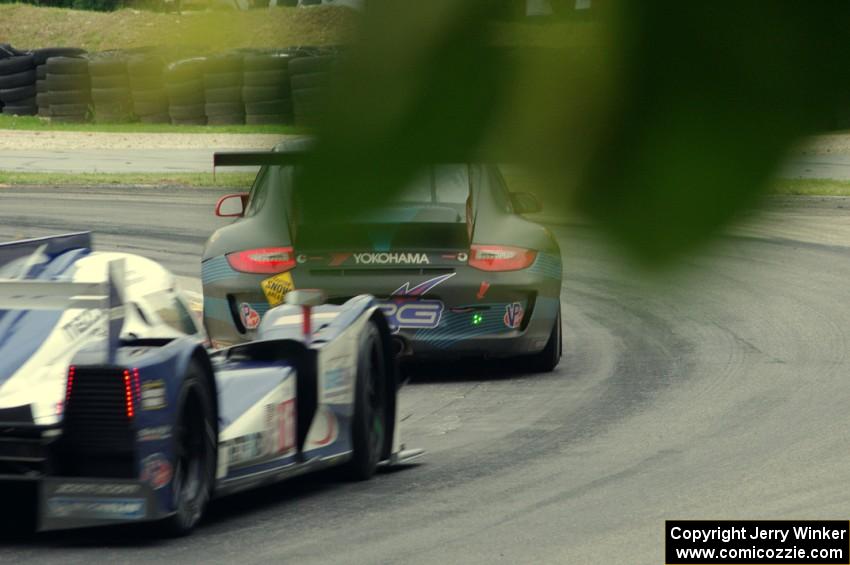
[1,186,849,563]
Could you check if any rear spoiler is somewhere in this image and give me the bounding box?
[213,150,307,169]
[0,243,127,364]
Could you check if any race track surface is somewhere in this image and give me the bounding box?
[1,187,849,564]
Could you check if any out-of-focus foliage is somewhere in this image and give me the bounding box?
[300,0,850,264]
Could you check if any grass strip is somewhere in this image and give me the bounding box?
[0,171,256,188]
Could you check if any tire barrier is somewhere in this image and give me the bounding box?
[128,54,169,124]
[0,54,37,116]
[89,55,134,123]
[164,57,206,125]
[203,53,244,125]
[242,51,293,125]
[32,48,87,117]
[0,44,342,127]
[288,54,335,127]
[46,56,91,123]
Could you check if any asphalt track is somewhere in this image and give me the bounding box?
[1,186,849,564]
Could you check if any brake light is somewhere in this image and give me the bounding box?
[468,245,537,272]
[65,365,75,404]
[122,369,135,419]
[226,247,296,274]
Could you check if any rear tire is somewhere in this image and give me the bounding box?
[344,323,387,481]
[162,362,216,536]
[527,306,562,373]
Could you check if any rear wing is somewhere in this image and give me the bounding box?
[213,150,307,169]
[0,236,126,364]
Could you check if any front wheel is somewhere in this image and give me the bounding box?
[161,362,216,536]
[344,322,387,481]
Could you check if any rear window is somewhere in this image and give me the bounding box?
[393,165,470,205]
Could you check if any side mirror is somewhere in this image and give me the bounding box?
[510,192,542,214]
[215,193,249,217]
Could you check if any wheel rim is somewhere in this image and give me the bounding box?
[173,387,210,525]
[366,342,385,463]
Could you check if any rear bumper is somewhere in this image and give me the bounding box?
[202,254,561,357]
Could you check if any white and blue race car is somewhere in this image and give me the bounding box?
[0,232,420,535]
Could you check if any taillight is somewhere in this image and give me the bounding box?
[226,247,295,274]
[122,369,135,419]
[468,245,537,272]
[65,365,75,405]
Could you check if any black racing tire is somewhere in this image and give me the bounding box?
[243,70,288,87]
[203,71,241,89]
[91,87,131,104]
[132,88,168,104]
[134,99,169,116]
[38,106,51,117]
[171,116,207,126]
[0,69,36,89]
[290,71,329,91]
[130,75,165,92]
[343,322,387,481]
[242,85,286,103]
[93,111,135,123]
[31,47,86,66]
[243,53,290,72]
[140,111,171,124]
[0,55,35,74]
[91,73,130,89]
[50,103,90,117]
[164,59,205,83]
[88,58,127,76]
[36,92,49,108]
[0,84,36,103]
[204,101,243,116]
[245,113,291,125]
[46,56,89,75]
[36,79,48,93]
[2,104,37,116]
[46,73,90,91]
[526,306,562,373]
[204,86,241,104]
[50,114,88,123]
[287,55,335,76]
[165,79,204,101]
[49,90,90,105]
[127,56,164,77]
[203,53,242,74]
[161,361,216,536]
[206,113,245,125]
[169,103,205,120]
[244,99,291,115]
[36,65,47,80]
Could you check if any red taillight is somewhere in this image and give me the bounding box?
[468,245,537,272]
[64,365,75,406]
[226,247,296,274]
[122,369,135,419]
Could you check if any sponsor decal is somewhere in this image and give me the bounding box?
[141,380,166,411]
[379,273,455,333]
[353,252,430,266]
[55,482,141,496]
[380,301,444,333]
[296,254,308,264]
[261,271,295,306]
[457,252,468,262]
[137,425,172,443]
[476,281,490,300]
[62,309,106,341]
[322,365,352,401]
[47,497,146,520]
[226,432,267,467]
[504,302,524,329]
[239,302,261,330]
[273,399,296,454]
[140,453,173,490]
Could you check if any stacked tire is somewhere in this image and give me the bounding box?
[128,55,169,124]
[288,54,336,126]
[164,58,206,125]
[242,52,293,125]
[46,56,91,123]
[0,54,37,116]
[203,53,244,125]
[89,55,134,123]
[31,48,86,118]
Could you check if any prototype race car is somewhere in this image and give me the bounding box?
[0,232,417,534]
[203,142,563,371]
